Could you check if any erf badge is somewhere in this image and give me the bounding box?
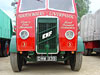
[42,31,52,39]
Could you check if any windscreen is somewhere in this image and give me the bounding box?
[49,0,74,12]
[20,0,45,11]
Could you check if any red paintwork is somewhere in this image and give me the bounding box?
[84,41,100,49]
[16,0,78,52]
[7,44,9,55]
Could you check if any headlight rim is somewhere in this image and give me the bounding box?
[65,30,75,40]
[19,30,29,40]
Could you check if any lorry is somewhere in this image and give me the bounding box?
[0,9,12,57]
[10,0,84,72]
[80,9,100,56]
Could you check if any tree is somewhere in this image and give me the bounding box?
[76,0,90,22]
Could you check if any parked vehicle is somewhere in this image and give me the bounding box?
[80,9,100,55]
[0,9,12,57]
[10,0,84,72]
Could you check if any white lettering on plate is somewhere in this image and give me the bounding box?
[42,31,52,39]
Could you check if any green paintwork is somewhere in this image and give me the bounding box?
[25,54,69,62]
[38,18,57,23]
[10,36,17,53]
[60,51,65,54]
[77,36,84,52]
[26,56,69,62]
[37,18,58,54]
[25,56,36,62]
[0,9,12,39]
[45,44,49,56]
[38,36,56,44]
[38,26,57,35]
[28,51,34,56]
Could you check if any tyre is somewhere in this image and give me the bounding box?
[10,53,23,72]
[0,49,3,57]
[23,58,27,65]
[0,50,1,56]
[3,41,9,57]
[70,52,82,71]
[96,52,100,55]
[0,43,3,56]
[23,52,28,65]
[1,41,5,57]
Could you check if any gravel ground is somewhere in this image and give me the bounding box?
[0,55,100,75]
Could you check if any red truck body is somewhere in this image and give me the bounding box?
[10,0,84,72]
[16,0,78,52]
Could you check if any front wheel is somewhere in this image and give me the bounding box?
[10,53,23,72]
[70,52,83,71]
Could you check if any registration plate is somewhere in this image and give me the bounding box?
[37,56,57,61]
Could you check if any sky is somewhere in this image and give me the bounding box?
[89,0,100,13]
[0,0,100,21]
[0,0,14,20]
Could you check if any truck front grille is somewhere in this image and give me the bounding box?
[36,18,58,54]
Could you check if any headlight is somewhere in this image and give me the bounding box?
[65,30,74,40]
[19,30,29,40]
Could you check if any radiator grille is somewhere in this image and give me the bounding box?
[37,18,58,53]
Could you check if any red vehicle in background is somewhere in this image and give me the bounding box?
[80,10,100,56]
[84,41,100,55]
[10,0,84,72]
